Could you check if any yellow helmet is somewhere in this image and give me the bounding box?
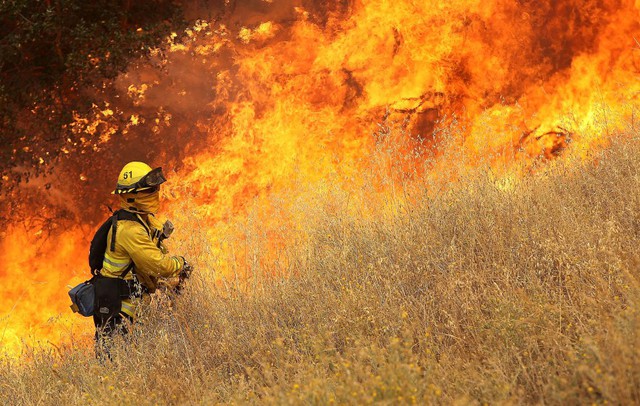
[113,161,166,194]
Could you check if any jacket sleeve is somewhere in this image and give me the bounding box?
[122,223,184,279]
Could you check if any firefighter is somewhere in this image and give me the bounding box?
[92,161,190,355]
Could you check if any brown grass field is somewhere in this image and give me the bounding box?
[2,125,640,405]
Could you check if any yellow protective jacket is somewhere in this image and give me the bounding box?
[101,212,183,317]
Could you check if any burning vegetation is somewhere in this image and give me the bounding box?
[1,0,640,402]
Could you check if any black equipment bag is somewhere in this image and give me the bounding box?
[93,276,142,321]
[93,276,123,322]
[89,218,113,272]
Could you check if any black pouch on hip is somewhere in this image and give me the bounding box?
[93,276,123,322]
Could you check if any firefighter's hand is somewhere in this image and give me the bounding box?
[179,258,194,281]
[172,258,194,295]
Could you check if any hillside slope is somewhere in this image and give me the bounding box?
[2,132,640,405]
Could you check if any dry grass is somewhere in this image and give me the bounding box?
[3,127,640,405]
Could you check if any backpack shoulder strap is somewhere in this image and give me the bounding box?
[109,210,119,252]
[119,261,135,279]
[113,210,151,279]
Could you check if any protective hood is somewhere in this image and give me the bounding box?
[119,190,160,214]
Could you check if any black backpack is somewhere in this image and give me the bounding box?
[88,210,146,275]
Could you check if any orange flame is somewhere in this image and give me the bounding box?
[1,0,639,355]
[1,227,90,354]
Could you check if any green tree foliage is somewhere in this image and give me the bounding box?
[0,0,185,189]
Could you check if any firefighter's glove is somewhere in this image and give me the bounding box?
[179,258,194,281]
[173,258,194,295]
